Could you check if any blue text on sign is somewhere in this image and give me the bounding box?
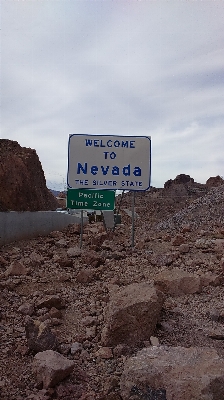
[85,139,135,148]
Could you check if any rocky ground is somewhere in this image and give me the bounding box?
[0,179,224,399]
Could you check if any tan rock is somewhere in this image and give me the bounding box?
[154,267,202,296]
[33,350,74,388]
[95,347,113,359]
[150,336,160,346]
[5,261,29,276]
[120,346,224,400]
[101,283,164,347]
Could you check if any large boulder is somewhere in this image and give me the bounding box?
[0,139,58,211]
[101,283,164,348]
[120,346,224,400]
[33,350,74,388]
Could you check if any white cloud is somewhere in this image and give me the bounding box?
[1,0,224,189]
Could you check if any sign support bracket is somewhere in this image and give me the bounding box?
[113,190,124,232]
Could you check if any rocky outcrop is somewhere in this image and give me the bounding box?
[117,173,210,227]
[164,173,194,188]
[206,175,224,187]
[120,346,224,400]
[0,139,58,211]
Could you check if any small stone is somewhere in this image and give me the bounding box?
[67,247,82,257]
[207,329,224,340]
[179,243,189,253]
[5,261,29,276]
[76,268,96,284]
[55,239,67,248]
[85,326,96,339]
[18,302,34,316]
[58,258,73,268]
[0,256,7,266]
[95,347,113,359]
[81,316,97,326]
[48,307,62,319]
[150,336,160,346]
[70,342,83,355]
[29,251,44,266]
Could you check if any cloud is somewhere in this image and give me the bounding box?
[1,0,224,189]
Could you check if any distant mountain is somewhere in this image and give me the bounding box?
[49,189,61,197]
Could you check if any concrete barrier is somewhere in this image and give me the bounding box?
[0,211,88,246]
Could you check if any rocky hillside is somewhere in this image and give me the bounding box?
[0,140,58,211]
[117,173,223,227]
[0,176,224,399]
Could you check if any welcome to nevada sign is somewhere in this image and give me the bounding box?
[67,134,151,191]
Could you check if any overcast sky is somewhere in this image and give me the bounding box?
[1,0,224,190]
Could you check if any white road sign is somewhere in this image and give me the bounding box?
[67,134,151,191]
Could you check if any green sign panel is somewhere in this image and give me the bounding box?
[67,188,115,210]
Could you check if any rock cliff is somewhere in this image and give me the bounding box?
[0,139,58,211]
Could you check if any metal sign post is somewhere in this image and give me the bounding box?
[113,190,124,232]
[80,210,83,248]
[132,191,135,248]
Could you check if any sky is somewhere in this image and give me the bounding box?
[1,0,224,190]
